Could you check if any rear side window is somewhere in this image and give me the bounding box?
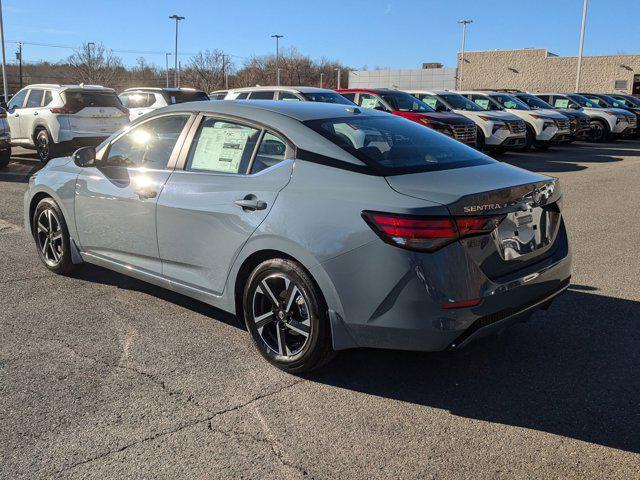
[278,91,301,101]
[302,92,354,105]
[63,91,122,110]
[42,91,53,107]
[186,117,260,174]
[249,91,275,100]
[122,92,155,108]
[340,92,356,102]
[235,92,250,99]
[26,89,44,108]
[251,132,288,174]
[104,114,190,169]
[165,90,209,104]
[303,115,493,175]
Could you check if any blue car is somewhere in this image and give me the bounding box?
[24,100,571,372]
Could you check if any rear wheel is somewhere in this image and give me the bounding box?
[35,129,57,163]
[0,148,9,168]
[243,258,334,373]
[32,197,75,274]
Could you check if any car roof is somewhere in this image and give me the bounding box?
[23,83,116,93]
[456,91,505,96]
[227,86,337,94]
[337,88,400,94]
[123,87,205,93]
[160,99,384,122]
[406,89,452,95]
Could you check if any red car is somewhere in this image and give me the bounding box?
[337,88,477,146]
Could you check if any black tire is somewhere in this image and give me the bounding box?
[476,127,486,151]
[243,258,334,373]
[589,119,609,143]
[522,124,536,151]
[533,142,550,151]
[0,149,9,169]
[32,197,75,274]
[35,129,57,163]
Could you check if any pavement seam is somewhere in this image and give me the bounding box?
[54,378,305,475]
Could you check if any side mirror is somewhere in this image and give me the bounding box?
[73,146,96,167]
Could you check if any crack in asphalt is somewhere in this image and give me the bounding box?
[54,378,305,475]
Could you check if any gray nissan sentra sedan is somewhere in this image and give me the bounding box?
[24,100,571,372]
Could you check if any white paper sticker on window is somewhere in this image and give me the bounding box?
[555,99,569,109]
[190,126,250,173]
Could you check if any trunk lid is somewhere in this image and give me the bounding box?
[386,163,564,279]
[62,90,129,133]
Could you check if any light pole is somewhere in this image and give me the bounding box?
[335,67,341,89]
[165,52,171,88]
[87,42,95,80]
[0,0,7,103]
[575,0,588,92]
[271,34,283,86]
[169,15,185,88]
[320,72,324,88]
[457,19,472,90]
[16,41,22,89]
[222,54,229,90]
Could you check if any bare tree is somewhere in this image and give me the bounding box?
[182,50,234,92]
[67,42,124,86]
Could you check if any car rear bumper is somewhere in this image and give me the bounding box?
[318,220,571,352]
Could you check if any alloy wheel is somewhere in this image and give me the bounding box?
[251,273,311,357]
[36,208,63,267]
[37,133,50,162]
[591,122,605,142]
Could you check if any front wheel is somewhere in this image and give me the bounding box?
[589,119,609,143]
[243,259,334,373]
[35,129,57,163]
[32,197,76,274]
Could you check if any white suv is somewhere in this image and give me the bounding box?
[6,84,129,162]
[457,91,571,150]
[408,90,526,151]
[224,86,355,104]
[119,88,209,122]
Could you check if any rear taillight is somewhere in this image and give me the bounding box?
[50,105,81,114]
[362,211,505,252]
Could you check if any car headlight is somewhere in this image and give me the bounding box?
[491,121,508,134]
[543,121,556,129]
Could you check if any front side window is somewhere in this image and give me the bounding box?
[26,89,44,108]
[249,91,276,100]
[251,132,288,174]
[469,95,493,110]
[304,115,493,175]
[357,93,386,110]
[413,94,450,112]
[302,92,354,105]
[279,91,301,101]
[186,117,260,174]
[517,94,553,110]
[104,114,190,169]
[7,90,28,110]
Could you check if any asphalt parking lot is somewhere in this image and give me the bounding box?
[1,143,639,479]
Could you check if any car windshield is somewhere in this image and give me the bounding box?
[518,94,553,110]
[597,94,627,108]
[302,92,354,105]
[440,93,483,111]
[613,95,640,107]
[567,94,598,108]
[379,92,435,112]
[164,90,209,104]
[490,94,530,110]
[303,115,493,175]
[63,91,122,109]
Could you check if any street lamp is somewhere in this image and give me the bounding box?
[87,42,95,76]
[457,19,473,90]
[335,67,341,89]
[320,72,324,88]
[169,14,185,88]
[271,34,283,86]
[0,0,7,103]
[575,0,588,92]
[165,52,171,88]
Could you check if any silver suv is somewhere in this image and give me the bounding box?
[6,84,129,162]
[119,88,209,122]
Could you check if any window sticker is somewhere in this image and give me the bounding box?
[555,99,569,109]
[421,97,438,109]
[190,125,250,173]
[360,97,380,109]
[474,99,490,110]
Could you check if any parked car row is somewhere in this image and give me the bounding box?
[2,82,639,167]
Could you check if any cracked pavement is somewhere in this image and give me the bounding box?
[1,145,640,479]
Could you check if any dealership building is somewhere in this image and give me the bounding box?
[348,48,640,95]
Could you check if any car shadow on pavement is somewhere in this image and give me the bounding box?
[500,141,639,173]
[313,287,640,454]
[69,264,244,331]
[0,152,43,183]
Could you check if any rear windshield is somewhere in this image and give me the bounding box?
[63,91,122,110]
[302,92,354,105]
[163,91,209,104]
[303,115,494,175]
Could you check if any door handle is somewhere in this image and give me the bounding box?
[33,111,38,116]
[235,195,267,211]
[14,113,19,117]
[137,111,144,115]
[134,188,157,200]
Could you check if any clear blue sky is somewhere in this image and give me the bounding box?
[4,0,640,69]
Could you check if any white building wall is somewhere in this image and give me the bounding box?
[348,68,457,90]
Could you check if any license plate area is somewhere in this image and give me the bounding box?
[493,206,558,260]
